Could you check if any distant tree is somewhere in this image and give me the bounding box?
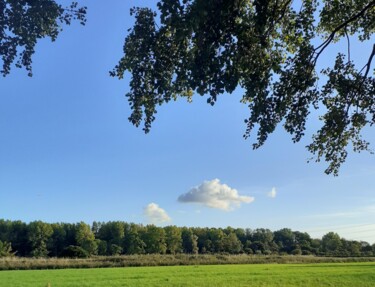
[311,238,322,255]
[164,225,182,254]
[234,228,247,246]
[250,241,267,254]
[27,221,53,257]
[123,224,146,255]
[61,223,77,248]
[293,231,313,255]
[0,0,86,77]
[0,220,29,256]
[60,245,89,258]
[75,222,97,256]
[274,228,296,254]
[1,218,374,257]
[243,240,254,254]
[191,227,207,253]
[251,228,274,243]
[91,221,102,237]
[96,239,108,256]
[181,228,198,254]
[251,228,277,253]
[207,228,226,253]
[112,0,375,175]
[360,241,373,256]
[222,232,243,254]
[342,239,361,257]
[48,223,68,257]
[322,232,342,256]
[141,225,167,254]
[97,221,125,255]
[0,240,13,257]
[109,244,123,256]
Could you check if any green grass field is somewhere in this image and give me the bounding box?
[0,262,374,287]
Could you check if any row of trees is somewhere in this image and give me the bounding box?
[0,219,374,258]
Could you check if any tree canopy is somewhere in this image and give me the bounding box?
[111,0,375,175]
[0,0,86,76]
[1,1,374,175]
[1,219,375,257]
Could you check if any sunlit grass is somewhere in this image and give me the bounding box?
[0,262,374,287]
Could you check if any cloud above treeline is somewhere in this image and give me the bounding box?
[178,179,254,211]
[268,187,277,198]
[143,203,171,224]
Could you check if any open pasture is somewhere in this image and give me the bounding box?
[0,262,374,287]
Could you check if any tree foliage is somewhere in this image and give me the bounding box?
[111,0,375,175]
[75,222,97,255]
[0,0,86,77]
[0,240,13,257]
[27,221,53,257]
[0,219,374,257]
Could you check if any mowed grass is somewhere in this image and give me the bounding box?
[0,262,374,287]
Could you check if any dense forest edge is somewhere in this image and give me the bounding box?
[1,219,374,260]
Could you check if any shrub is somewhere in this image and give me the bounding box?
[60,245,89,258]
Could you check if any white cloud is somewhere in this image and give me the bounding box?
[143,203,171,224]
[267,187,277,198]
[178,178,254,211]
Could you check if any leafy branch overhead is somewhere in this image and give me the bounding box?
[111,0,375,175]
[0,0,87,77]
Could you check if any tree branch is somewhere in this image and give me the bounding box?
[313,0,375,66]
[362,43,375,78]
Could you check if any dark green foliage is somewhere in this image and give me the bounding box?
[0,0,87,77]
[141,225,167,254]
[96,239,108,256]
[96,221,125,255]
[223,232,243,254]
[123,223,146,255]
[274,228,296,253]
[165,225,183,254]
[0,240,13,257]
[322,232,342,256]
[112,0,375,175]
[60,245,89,258]
[0,219,373,258]
[75,222,97,256]
[0,220,29,256]
[27,221,53,258]
[181,228,198,254]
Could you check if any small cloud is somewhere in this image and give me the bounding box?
[178,178,254,211]
[268,187,277,198]
[144,203,171,224]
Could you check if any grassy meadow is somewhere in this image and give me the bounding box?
[0,262,374,287]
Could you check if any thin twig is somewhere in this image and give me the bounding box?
[312,1,375,66]
[345,28,350,63]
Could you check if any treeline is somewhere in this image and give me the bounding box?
[0,219,374,258]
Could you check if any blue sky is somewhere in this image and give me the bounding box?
[0,1,374,244]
